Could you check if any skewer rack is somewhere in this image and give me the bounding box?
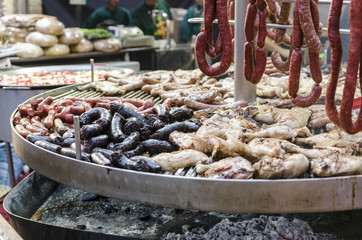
[188,0,351,102]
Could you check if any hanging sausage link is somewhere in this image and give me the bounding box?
[288,0,322,107]
[243,0,267,84]
[338,0,362,134]
[195,0,233,77]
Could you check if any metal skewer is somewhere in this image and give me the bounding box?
[188,18,350,34]
[73,116,81,160]
[275,0,350,4]
[90,58,94,82]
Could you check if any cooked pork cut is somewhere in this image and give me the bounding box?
[311,152,362,177]
[253,153,309,179]
[196,156,254,179]
[152,149,211,172]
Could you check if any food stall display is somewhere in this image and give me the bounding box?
[0,14,122,58]
[3,0,362,238]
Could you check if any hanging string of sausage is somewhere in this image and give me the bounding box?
[326,0,362,134]
[195,0,233,77]
[243,0,268,84]
[288,0,322,107]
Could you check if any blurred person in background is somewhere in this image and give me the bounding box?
[83,0,132,29]
[180,0,203,43]
[131,0,174,40]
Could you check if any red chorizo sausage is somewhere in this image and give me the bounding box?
[244,42,254,81]
[275,2,291,44]
[257,11,267,48]
[339,0,362,134]
[292,84,322,107]
[298,0,321,53]
[245,3,257,43]
[250,47,267,84]
[288,49,302,98]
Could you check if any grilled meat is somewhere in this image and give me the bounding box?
[196,156,254,179]
[152,149,211,172]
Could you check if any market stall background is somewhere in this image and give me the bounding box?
[42,0,195,28]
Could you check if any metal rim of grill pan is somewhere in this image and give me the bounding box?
[10,84,362,214]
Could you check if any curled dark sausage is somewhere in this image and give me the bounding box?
[110,103,150,128]
[111,151,135,170]
[79,107,111,128]
[62,138,76,147]
[142,139,175,154]
[91,152,111,166]
[80,123,104,140]
[26,133,51,143]
[34,140,61,153]
[60,148,91,162]
[130,156,162,173]
[124,144,144,158]
[49,132,63,145]
[92,148,113,160]
[151,121,200,140]
[169,107,193,122]
[114,131,140,152]
[84,134,109,153]
[110,112,126,143]
[123,117,142,135]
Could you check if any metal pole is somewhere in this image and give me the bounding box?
[74,116,81,160]
[5,142,16,188]
[234,0,256,102]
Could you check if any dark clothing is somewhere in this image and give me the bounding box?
[131,0,173,39]
[180,5,203,43]
[83,6,132,28]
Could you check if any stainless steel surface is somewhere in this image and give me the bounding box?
[187,18,351,35]
[234,0,256,103]
[10,85,362,214]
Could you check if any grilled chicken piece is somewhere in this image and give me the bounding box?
[307,104,332,129]
[246,105,312,129]
[253,153,309,179]
[196,114,248,140]
[169,131,252,159]
[196,156,254,179]
[311,152,362,177]
[296,130,362,146]
[152,149,211,172]
[242,125,312,141]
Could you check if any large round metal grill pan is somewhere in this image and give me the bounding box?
[11,84,362,214]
